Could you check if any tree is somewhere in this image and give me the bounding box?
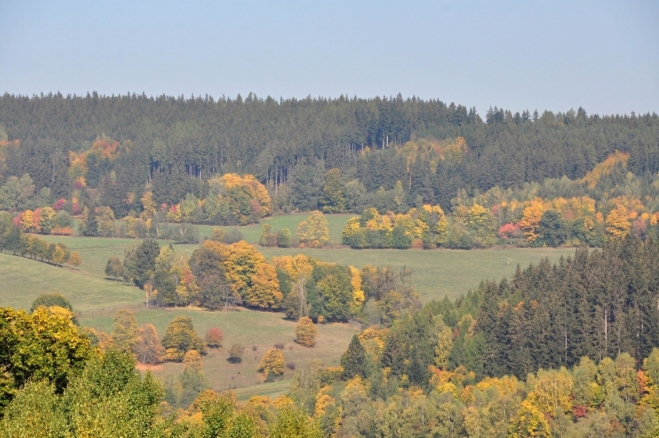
[508,400,552,438]
[222,240,265,298]
[606,205,631,239]
[125,239,159,288]
[111,309,139,354]
[94,206,115,237]
[245,263,283,309]
[0,306,91,410]
[319,168,346,213]
[258,348,285,379]
[297,211,330,248]
[30,293,73,314]
[205,328,224,348]
[259,223,276,247]
[227,344,244,364]
[133,323,164,364]
[277,228,292,248]
[67,251,82,270]
[104,256,124,280]
[341,335,368,379]
[295,317,317,347]
[183,350,203,371]
[537,210,569,247]
[161,316,205,361]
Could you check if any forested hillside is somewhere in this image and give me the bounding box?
[1,93,658,217]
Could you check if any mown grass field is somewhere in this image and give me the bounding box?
[3,217,575,398]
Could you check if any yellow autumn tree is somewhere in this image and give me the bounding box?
[527,368,573,416]
[258,348,285,379]
[518,200,545,243]
[605,205,631,239]
[508,399,552,438]
[296,211,330,248]
[295,317,317,347]
[348,266,365,308]
[222,240,265,298]
[245,263,283,309]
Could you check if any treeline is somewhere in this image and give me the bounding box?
[111,233,420,325]
[1,93,658,219]
[0,212,81,268]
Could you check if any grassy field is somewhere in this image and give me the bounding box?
[83,306,357,395]
[3,225,575,398]
[195,213,355,245]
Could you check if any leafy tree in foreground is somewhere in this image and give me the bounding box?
[134,323,164,364]
[0,306,91,412]
[204,328,224,348]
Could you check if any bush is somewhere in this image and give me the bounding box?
[227,344,244,363]
[286,362,296,370]
[274,343,285,349]
[30,293,73,314]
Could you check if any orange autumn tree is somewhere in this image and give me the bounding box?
[518,200,545,243]
[222,240,266,299]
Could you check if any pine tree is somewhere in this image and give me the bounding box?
[341,335,368,379]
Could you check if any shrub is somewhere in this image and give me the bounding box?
[274,343,285,349]
[286,362,296,370]
[227,344,244,363]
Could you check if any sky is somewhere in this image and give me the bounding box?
[1,0,657,116]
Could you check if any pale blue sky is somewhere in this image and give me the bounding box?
[1,0,657,115]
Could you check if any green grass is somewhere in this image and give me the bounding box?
[252,247,575,301]
[195,213,355,245]
[0,252,142,312]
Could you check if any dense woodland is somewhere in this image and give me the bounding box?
[1,93,658,217]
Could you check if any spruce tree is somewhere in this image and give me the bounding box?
[341,335,368,379]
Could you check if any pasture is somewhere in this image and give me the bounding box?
[1,223,575,398]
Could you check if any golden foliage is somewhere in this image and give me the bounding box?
[295,317,317,347]
[258,348,285,378]
[246,263,283,309]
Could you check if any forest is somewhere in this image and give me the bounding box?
[1,93,658,216]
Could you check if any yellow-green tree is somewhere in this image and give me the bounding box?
[295,317,317,347]
[161,316,206,362]
[111,309,139,354]
[258,348,285,379]
[508,399,552,437]
[245,262,283,309]
[222,240,265,298]
[297,211,330,248]
[67,251,82,270]
[0,306,91,410]
[605,205,631,239]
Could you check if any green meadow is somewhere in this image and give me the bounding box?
[1,215,575,398]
